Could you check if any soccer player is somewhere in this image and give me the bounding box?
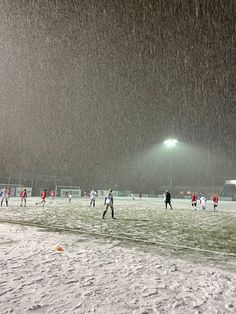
[68,192,72,203]
[89,189,97,207]
[200,194,206,210]
[1,186,9,207]
[36,189,47,207]
[103,189,115,219]
[191,192,197,210]
[212,193,218,211]
[165,190,172,209]
[50,190,56,204]
[20,189,27,207]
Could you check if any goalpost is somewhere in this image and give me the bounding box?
[55,186,81,198]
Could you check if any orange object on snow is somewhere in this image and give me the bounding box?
[55,244,64,253]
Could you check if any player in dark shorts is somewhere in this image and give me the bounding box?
[103,189,115,219]
[165,190,172,209]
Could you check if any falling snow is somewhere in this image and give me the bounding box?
[0,0,235,191]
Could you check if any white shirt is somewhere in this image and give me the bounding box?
[200,196,206,205]
[90,190,97,200]
[1,189,8,198]
[105,193,113,205]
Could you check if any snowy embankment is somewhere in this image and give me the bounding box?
[0,223,235,314]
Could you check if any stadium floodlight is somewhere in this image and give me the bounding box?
[164,139,178,190]
[164,139,178,148]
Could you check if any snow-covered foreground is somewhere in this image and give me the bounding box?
[0,223,236,314]
[0,197,235,266]
[0,197,236,313]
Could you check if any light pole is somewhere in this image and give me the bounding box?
[164,139,178,190]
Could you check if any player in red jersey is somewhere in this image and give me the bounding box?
[191,192,197,210]
[20,189,27,207]
[212,194,218,211]
[36,189,47,207]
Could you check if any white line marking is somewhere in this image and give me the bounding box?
[0,219,236,257]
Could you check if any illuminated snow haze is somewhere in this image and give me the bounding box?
[0,0,235,191]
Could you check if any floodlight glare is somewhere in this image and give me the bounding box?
[164,139,178,148]
[163,138,178,190]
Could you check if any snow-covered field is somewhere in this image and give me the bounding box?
[0,197,236,313]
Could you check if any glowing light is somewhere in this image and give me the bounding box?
[164,139,178,148]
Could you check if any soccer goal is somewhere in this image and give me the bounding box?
[55,186,81,198]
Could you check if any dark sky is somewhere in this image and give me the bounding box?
[0,0,235,191]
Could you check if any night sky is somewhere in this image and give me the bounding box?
[0,0,235,191]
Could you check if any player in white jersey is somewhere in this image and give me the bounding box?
[200,195,206,210]
[89,189,97,207]
[50,190,56,204]
[1,186,9,207]
[68,192,72,203]
[103,189,115,219]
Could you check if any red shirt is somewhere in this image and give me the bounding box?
[20,191,27,198]
[41,191,47,199]
[50,191,55,197]
[192,194,197,202]
[213,195,218,203]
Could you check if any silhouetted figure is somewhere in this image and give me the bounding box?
[165,190,172,209]
[103,189,115,219]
